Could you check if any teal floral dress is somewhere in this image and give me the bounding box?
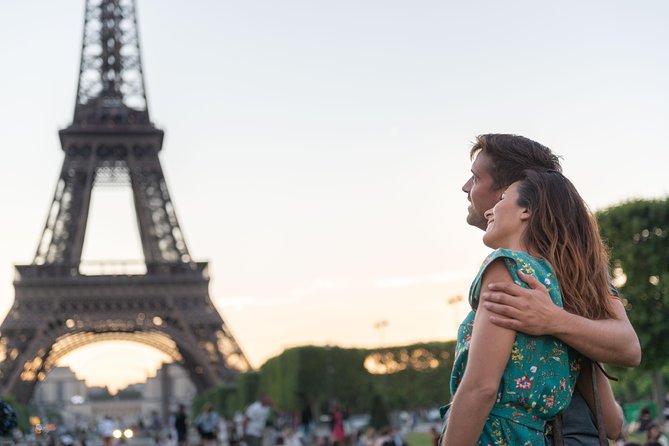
[447,249,581,445]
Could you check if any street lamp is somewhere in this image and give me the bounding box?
[373,320,389,346]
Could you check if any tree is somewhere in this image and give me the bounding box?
[597,198,669,418]
[369,393,389,429]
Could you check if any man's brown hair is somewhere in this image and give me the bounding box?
[470,134,562,190]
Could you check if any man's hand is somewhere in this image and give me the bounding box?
[481,270,566,336]
[483,271,641,366]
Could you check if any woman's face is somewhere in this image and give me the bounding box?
[482,181,530,251]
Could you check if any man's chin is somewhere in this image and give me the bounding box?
[466,212,487,231]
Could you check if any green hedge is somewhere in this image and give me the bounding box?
[195,341,456,416]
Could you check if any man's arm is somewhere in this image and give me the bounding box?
[481,270,641,367]
[242,414,249,438]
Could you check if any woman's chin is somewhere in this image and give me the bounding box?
[482,234,497,249]
[483,235,512,251]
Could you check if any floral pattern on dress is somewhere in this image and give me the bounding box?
[447,249,581,445]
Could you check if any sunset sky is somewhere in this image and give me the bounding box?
[0,0,667,392]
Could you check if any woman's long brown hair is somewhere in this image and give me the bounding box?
[517,170,614,320]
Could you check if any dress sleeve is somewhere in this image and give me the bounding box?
[468,249,533,310]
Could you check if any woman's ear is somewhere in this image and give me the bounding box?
[519,207,531,221]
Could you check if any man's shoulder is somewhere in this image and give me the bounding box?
[246,401,263,413]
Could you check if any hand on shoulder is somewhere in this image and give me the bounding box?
[481,270,564,336]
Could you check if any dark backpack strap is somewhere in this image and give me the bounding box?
[551,415,564,446]
[594,360,618,381]
[591,361,608,446]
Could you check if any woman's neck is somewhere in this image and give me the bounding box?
[495,237,534,255]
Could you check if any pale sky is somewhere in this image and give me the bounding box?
[0,1,667,391]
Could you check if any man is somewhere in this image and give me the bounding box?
[195,403,220,446]
[461,134,640,443]
[299,401,314,446]
[98,415,115,446]
[243,394,273,446]
[173,404,188,446]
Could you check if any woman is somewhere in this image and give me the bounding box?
[646,424,669,446]
[442,169,621,445]
[330,402,347,444]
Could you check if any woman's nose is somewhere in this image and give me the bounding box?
[484,209,493,219]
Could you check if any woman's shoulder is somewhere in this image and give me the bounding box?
[483,249,558,297]
[470,250,521,308]
[469,248,560,308]
[470,249,551,304]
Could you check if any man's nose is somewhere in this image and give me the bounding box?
[484,209,493,219]
[462,178,472,193]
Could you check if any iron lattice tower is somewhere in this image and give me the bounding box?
[0,0,250,403]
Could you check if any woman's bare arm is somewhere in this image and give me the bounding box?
[442,260,516,446]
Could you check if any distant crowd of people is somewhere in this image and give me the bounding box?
[148,398,669,446]
[612,406,669,446]
[158,396,411,446]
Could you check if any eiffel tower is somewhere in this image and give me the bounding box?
[0,0,250,404]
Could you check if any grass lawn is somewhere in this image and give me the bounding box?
[626,431,646,443]
[405,430,648,445]
[405,432,434,446]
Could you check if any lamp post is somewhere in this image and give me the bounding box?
[372,320,391,414]
[373,320,389,346]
